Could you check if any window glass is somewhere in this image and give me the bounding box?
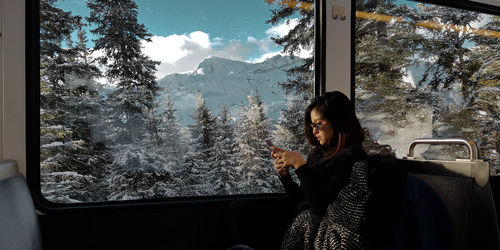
[40,0,314,202]
[355,1,499,174]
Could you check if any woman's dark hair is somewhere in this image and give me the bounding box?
[304,91,364,157]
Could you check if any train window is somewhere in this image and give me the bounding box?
[354,1,499,173]
[37,0,315,203]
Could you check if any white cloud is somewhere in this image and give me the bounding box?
[247,51,281,63]
[212,37,225,46]
[247,35,276,53]
[251,18,312,61]
[140,31,258,78]
[212,40,251,61]
[119,18,309,79]
[141,31,246,78]
[188,31,211,48]
[142,33,202,64]
[265,18,300,37]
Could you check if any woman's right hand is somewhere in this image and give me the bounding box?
[270,146,284,159]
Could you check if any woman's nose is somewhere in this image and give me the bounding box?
[313,129,319,134]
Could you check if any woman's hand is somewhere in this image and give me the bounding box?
[271,146,288,176]
[270,146,306,175]
[273,158,289,176]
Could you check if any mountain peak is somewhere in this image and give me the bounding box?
[195,56,250,75]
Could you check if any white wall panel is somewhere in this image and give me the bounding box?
[1,0,25,176]
[324,0,352,98]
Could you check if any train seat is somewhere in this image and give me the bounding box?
[0,160,43,250]
[403,139,500,250]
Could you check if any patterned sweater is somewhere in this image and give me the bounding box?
[278,144,372,249]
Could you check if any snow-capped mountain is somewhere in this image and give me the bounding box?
[157,55,303,125]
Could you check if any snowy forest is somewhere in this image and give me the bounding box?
[40,0,499,203]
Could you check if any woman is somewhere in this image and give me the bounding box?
[271,91,371,249]
[271,91,452,250]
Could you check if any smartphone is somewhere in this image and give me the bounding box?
[265,139,274,147]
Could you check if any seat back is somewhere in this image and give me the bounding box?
[404,138,500,250]
[0,160,43,250]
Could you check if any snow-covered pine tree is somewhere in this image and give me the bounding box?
[405,4,496,163]
[40,0,80,86]
[265,0,316,170]
[437,15,500,174]
[173,127,197,196]
[413,3,483,104]
[106,143,175,200]
[273,95,310,156]
[40,0,111,202]
[180,90,218,195]
[355,1,426,128]
[157,88,186,170]
[209,102,243,195]
[236,93,282,194]
[192,89,217,165]
[266,0,314,96]
[86,0,160,143]
[60,20,114,202]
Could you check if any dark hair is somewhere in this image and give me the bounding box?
[304,91,365,157]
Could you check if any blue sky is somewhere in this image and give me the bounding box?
[57,0,279,44]
[56,0,305,78]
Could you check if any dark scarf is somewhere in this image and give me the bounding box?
[280,159,372,249]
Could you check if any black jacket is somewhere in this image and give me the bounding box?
[279,144,367,216]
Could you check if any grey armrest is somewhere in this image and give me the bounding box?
[0,160,19,180]
[0,160,43,250]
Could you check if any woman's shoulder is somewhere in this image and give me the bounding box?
[335,144,368,165]
[308,144,367,163]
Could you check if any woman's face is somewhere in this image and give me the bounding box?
[310,108,334,146]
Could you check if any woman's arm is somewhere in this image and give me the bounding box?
[279,173,306,208]
[271,147,307,208]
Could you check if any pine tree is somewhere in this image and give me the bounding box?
[60,21,112,202]
[355,1,426,127]
[264,1,316,184]
[157,88,186,168]
[191,89,218,164]
[273,95,310,156]
[209,103,243,195]
[40,0,81,86]
[180,90,218,195]
[266,0,314,96]
[236,93,282,193]
[86,0,160,143]
[435,15,500,174]
[412,4,482,102]
[106,143,175,200]
[40,0,112,202]
[402,4,494,164]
